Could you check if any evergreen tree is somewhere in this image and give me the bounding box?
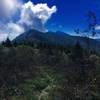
[71,41,83,60]
[13,41,18,47]
[4,37,12,47]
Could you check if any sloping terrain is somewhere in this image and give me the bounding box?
[13,29,100,51]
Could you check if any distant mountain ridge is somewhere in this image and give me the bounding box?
[13,29,100,51]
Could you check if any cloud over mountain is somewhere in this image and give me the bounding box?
[18,1,57,32]
[0,0,57,40]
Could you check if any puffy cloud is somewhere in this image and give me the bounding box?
[0,0,22,19]
[0,26,8,41]
[0,33,8,42]
[95,25,100,30]
[0,0,57,41]
[7,22,25,40]
[7,23,24,34]
[18,1,57,31]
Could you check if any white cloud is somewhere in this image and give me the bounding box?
[0,33,8,42]
[7,23,24,34]
[21,1,57,23]
[95,25,100,30]
[18,1,57,31]
[0,0,57,41]
[0,0,22,19]
[7,22,25,40]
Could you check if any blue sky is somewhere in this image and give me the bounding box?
[0,0,100,41]
[27,0,100,33]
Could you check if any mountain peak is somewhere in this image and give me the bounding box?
[13,29,100,52]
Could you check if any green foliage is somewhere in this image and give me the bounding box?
[18,69,56,100]
[0,43,100,100]
[2,37,12,47]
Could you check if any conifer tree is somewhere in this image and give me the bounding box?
[4,37,12,47]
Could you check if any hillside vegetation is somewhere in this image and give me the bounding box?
[0,42,100,100]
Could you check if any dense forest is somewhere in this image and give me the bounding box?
[0,39,100,100]
[0,0,100,99]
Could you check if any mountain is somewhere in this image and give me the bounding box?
[13,29,100,51]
